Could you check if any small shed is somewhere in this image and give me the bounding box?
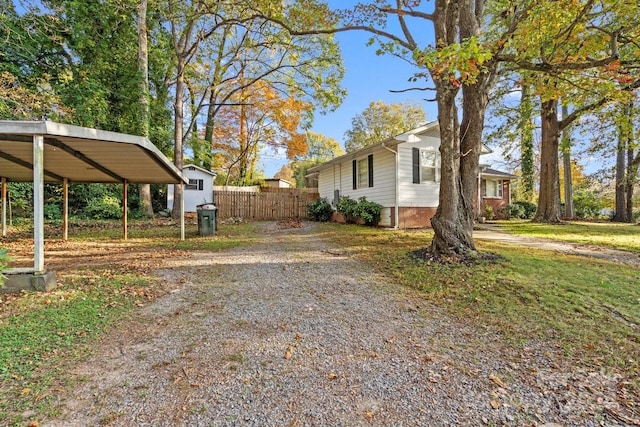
[168,164,217,212]
[264,178,293,188]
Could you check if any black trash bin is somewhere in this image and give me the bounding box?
[196,203,217,236]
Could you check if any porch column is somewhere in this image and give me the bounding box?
[180,182,185,241]
[122,180,128,240]
[33,134,45,274]
[62,178,68,241]
[1,177,6,237]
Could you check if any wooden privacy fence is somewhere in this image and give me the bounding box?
[214,188,319,220]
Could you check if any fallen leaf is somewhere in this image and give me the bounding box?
[21,388,31,396]
[27,421,39,427]
[327,372,338,380]
[284,346,293,360]
[364,411,374,420]
[490,400,500,409]
[489,374,505,388]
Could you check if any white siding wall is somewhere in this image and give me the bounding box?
[316,148,397,226]
[398,136,440,207]
[168,167,215,212]
[315,135,444,226]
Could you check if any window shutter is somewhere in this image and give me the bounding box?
[412,148,420,184]
[352,159,357,189]
[368,154,374,187]
[198,179,203,191]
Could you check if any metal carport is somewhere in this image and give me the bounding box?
[0,120,187,279]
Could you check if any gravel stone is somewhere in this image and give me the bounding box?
[44,222,634,426]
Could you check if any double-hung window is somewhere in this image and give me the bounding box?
[483,179,503,198]
[352,154,374,189]
[412,148,440,183]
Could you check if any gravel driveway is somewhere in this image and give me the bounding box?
[45,222,632,426]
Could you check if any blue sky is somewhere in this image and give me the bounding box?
[260,2,439,177]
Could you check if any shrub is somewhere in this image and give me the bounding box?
[307,198,334,222]
[336,196,382,226]
[483,203,494,220]
[44,203,62,221]
[501,203,525,220]
[336,196,358,223]
[574,189,603,219]
[85,195,122,220]
[513,200,537,219]
[354,197,382,226]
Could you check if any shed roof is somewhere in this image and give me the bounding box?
[0,120,186,184]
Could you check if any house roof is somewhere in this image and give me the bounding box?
[482,167,519,180]
[307,121,492,174]
[0,120,186,184]
[184,164,217,177]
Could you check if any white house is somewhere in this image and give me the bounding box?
[263,178,294,188]
[167,164,217,212]
[306,121,516,228]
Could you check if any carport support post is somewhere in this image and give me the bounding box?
[33,134,45,274]
[1,177,6,237]
[180,182,185,241]
[62,178,68,241]
[122,180,128,240]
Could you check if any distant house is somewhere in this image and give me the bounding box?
[306,121,517,228]
[167,164,217,212]
[263,178,294,188]
[478,167,518,219]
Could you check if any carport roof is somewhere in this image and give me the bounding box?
[0,120,186,184]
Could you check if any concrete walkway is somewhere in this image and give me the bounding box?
[473,223,640,267]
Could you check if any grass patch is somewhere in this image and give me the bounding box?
[0,270,144,425]
[496,220,640,253]
[321,223,639,381]
[0,220,257,425]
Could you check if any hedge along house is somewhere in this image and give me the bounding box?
[0,120,187,292]
[307,121,517,228]
[167,164,217,213]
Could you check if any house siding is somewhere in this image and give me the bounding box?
[317,149,396,227]
[397,137,440,208]
[167,165,215,212]
[311,122,515,229]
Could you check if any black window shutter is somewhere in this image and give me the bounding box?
[368,154,374,187]
[412,148,420,183]
[352,159,357,189]
[198,179,203,191]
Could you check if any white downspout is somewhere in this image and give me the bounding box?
[382,143,399,229]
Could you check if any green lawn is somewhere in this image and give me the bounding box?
[320,223,639,383]
[495,220,640,252]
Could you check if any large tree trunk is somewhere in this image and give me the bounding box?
[137,0,154,217]
[430,0,493,256]
[624,102,637,222]
[430,83,467,255]
[533,99,562,223]
[519,84,535,202]
[171,54,186,218]
[561,104,574,218]
[613,120,628,222]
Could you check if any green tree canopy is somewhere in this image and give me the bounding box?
[344,100,426,152]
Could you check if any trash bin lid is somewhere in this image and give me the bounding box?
[197,203,217,210]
